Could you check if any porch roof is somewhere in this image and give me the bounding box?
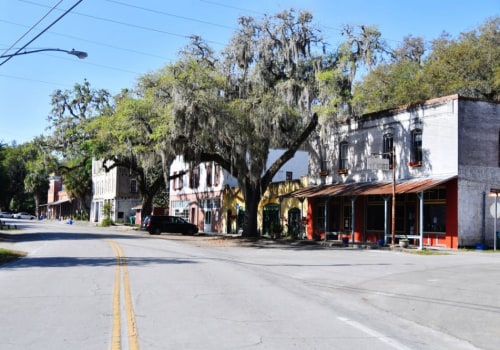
[45,199,71,206]
[289,175,456,198]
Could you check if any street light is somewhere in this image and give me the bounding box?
[0,48,88,60]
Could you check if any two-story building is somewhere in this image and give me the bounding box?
[90,159,142,223]
[169,149,309,234]
[43,174,78,220]
[292,95,500,249]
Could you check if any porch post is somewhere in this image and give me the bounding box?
[351,196,356,245]
[418,192,424,250]
[324,197,329,242]
[383,195,390,244]
[299,197,305,239]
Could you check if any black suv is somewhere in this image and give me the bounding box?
[142,215,198,235]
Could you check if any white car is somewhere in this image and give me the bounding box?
[0,212,13,218]
[13,212,36,220]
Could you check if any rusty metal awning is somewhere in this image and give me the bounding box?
[289,176,456,198]
[45,199,71,205]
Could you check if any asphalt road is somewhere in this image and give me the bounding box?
[0,219,498,350]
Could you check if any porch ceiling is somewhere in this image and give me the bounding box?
[46,199,71,206]
[289,176,456,198]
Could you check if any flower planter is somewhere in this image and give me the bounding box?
[399,240,409,248]
[408,161,422,167]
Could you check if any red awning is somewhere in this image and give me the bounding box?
[289,176,456,198]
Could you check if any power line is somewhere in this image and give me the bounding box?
[0,0,84,66]
[19,0,228,47]
[0,19,172,61]
[0,72,74,87]
[0,0,63,58]
[199,0,264,16]
[105,0,237,30]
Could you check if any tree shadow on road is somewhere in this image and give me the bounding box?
[2,255,199,269]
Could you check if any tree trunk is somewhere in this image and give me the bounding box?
[242,182,261,237]
[141,194,154,222]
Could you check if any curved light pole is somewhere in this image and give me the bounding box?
[0,48,88,60]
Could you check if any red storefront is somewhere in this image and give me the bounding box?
[291,176,458,249]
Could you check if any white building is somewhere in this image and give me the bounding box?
[90,159,141,223]
[293,95,500,248]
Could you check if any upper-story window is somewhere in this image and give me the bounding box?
[130,179,137,193]
[339,141,349,170]
[189,165,200,189]
[383,132,394,167]
[214,164,221,185]
[172,171,183,190]
[206,162,213,187]
[321,146,328,172]
[411,129,422,163]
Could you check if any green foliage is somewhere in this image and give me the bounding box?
[46,80,112,216]
[89,70,174,220]
[315,25,386,121]
[100,201,114,227]
[0,142,44,213]
[424,17,500,100]
[100,217,114,227]
[354,16,500,112]
[0,248,26,265]
[171,10,325,236]
[103,201,112,218]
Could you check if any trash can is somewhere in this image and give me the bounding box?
[129,216,136,225]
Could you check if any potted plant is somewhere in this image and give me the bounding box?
[342,234,350,246]
[399,238,409,248]
[408,161,422,167]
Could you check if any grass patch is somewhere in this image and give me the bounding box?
[0,248,26,265]
[408,249,450,255]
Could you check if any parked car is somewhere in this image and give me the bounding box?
[12,212,36,220]
[0,212,13,218]
[142,215,198,235]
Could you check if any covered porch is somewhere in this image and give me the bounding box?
[289,176,458,249]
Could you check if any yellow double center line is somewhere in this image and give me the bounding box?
[107,239,140,350]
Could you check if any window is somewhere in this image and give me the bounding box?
[367,204,385,230]
[321,146,328,172]
[200,199,221,209]
[339,142,348,170]
[343,204,352,230]
[206,162,213,187]
[172,200,189,221]
[383,133,393,167]
[411,129,422,163]
[172,171,183,190]
[315,202,325,232]
[286,171,292,181]
[214,164,221,185]
[189,165,200,189]
[130,179,137,193]
[423,204,446,233]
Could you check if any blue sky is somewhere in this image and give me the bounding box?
[1,0,498,144]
